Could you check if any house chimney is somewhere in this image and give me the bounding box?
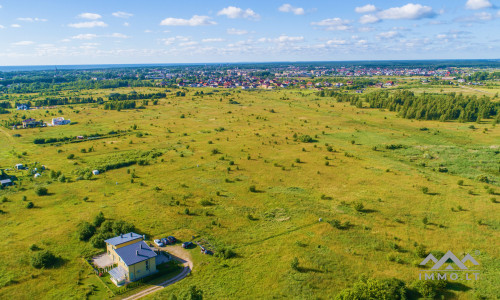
[136,250,139,255]
[130,232,133,237]
[121,234,123,238]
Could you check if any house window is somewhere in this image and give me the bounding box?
[145,260,150,271]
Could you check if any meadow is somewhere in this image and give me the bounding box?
[0,85,498,299]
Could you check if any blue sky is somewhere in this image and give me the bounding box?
[0,0,499,65]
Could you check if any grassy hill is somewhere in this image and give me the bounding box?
[0,88,498,299]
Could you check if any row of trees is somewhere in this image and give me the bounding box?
[108,92,166,101]
[103,100,136,110]
[364,91,499,122]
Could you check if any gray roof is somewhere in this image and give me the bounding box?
[105,232,142,246]
[0,179,12,185]
[114,241,157,266]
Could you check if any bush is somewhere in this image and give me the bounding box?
[93,212,105,227]
[26,202,34,209]
[297,135,314,143]
[31,250,58,269]
[217,247,236,259]
[421,187,429,194]
[78,222,96,241]
[35,187,48,196]
[335,277,408,300]
[415,244,427,258]
[411,280,446,299]
[199,199,213,206]
[249,185,257,193]
[90,232,114,248]
[112,220,135,235]
[67,154,75,159]
[354,202,364,212]
[291,257,299,271]
[457,180,464,186]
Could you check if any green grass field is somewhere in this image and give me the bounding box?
[0,87,498,299]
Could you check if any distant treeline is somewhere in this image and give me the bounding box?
[103,101,136,110]
[365,91,499,122]
[34,130,126,144]
[32,97,103,107]
[2,79,156,94]
[317,90,361,103]
[466,71,500,81]
[108,92,166,101]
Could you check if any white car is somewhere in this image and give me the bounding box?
[154,239,164,247]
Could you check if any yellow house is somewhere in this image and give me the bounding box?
[105,232,157,286]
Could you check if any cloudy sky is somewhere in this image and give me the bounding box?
[0,0,499,65]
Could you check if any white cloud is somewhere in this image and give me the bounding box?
[311,18,352,31]
[72,33,98,40]
[466,0,492,10]
[161,36,190,45]
[123,22,130,27]
[160,15,216,26]
[377,31,400,39]
[68,21,107,28]
[378,4,436,20]
[12,41,35,46]
[436,34,447,39]
[218,6,260,20]
[112,11,133,18]
[110,33,129,38]
[72,33,129,40]
[326,39,347,45]
[227,28,248,35]
[17,17,47,22]
[78,13,102,20]
[279,4,305,15]
[473,11,493,20]
[179,41,198,47]
[355,4,377,13]
[11,24,21,28]
[275,35,304,42]
[202,38,225,42]
[0,25,4,29]
[359,14,379,24]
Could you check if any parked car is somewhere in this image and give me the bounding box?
[161,238,168,245]
[167,236,176,243]
[182,241,193,248]
[154,239,164,247]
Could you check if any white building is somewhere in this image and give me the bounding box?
[51,117,71,126]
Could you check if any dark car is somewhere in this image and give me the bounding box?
[182,241,193,248]
[167,236,177,243]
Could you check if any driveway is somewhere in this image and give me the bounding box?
[121,245,193,300]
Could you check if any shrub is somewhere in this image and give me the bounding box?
[26,202,34,209]
[249,185,257,193]
[78,222,96,241]
[29,244,40,251]
[184,208,190,215]
[297,135,314,143]
[457,180,464,186]
[93,212,105,227]
[67,154,75,159]
[421,187,429,194]
[354,202,364,212]
[411,280,446,299]
[199,199,213,206]
[31,250,58,269]
[415,244,427,258]
[90,232,114,248]
[291,257,299,271]
[35,187,48,196]
[217,247,236,259]
[335,277,407,300]
[112,220,135,235]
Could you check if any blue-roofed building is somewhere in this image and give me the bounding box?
[105,232,157,286]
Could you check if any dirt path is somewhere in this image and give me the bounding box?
[121,246,193,300]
